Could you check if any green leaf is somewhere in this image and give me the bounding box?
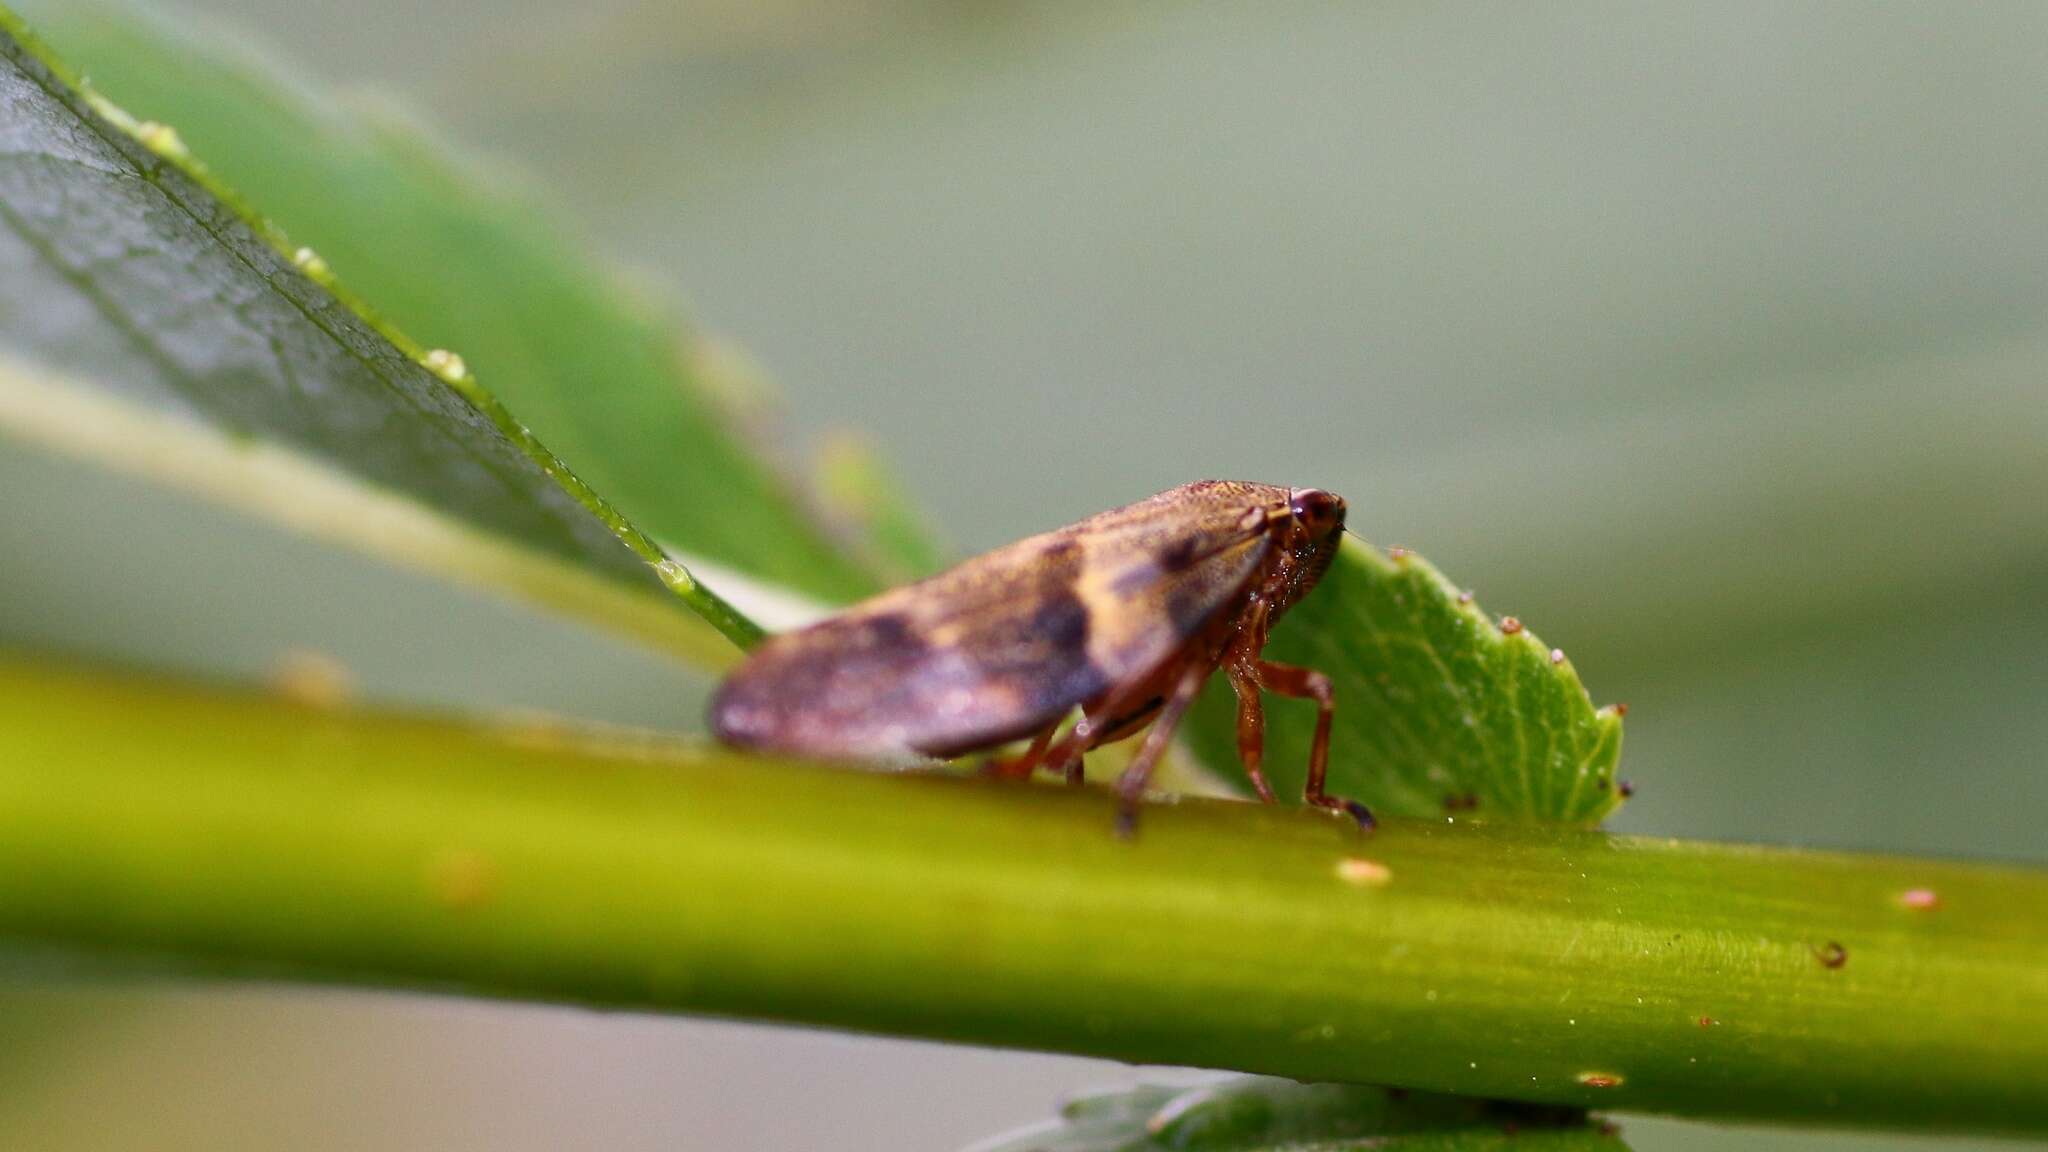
[0,9,756,659]
[13,0,885,605]
[968,1077,1620,1152]
[811,429,951,584]
[5,652,2046,1134]
[1184,539,1625,824]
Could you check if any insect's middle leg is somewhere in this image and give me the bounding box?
[1047,743,1087,787]
[1253,658,1374,830]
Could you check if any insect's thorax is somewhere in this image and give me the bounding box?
[1253,518,1339,621]
[1078,527,1331,744]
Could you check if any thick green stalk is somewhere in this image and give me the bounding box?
[0,656,2042,1134]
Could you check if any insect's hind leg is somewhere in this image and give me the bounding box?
[1253,658,1375,831]
[1112,661,1214,837]
[978,724,1059,781]
[983,706,1109,787]
[1033,683,1159,792]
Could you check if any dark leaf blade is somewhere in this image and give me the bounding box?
[0,23,607,577]
[965,1077,1622,1152]
[1186,539,1625,824]
[13,0,886,605]
[0,8,757,657]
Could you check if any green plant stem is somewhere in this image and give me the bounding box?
[0,656,2043,1134]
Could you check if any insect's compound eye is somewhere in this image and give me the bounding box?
[1290,488,1346,536]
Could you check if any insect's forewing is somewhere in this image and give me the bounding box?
[711,482,1289,760]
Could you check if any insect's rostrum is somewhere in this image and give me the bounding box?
[710,480,1365,829]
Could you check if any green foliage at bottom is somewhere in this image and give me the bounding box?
[972,1077,1622,1152]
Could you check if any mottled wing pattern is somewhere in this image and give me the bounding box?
[711,481,1289,759]
[1065,482,1284,689]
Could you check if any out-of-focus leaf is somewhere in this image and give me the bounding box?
[0,10,752,659]
[18,0,885,603]
[812,428,951,584]
[1184,540,1624,824]
[965,1077,1621,1152]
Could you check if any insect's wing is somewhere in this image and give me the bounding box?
[711,481,1286,760]
[710,533,1105,760]
[1064,487,1279,687]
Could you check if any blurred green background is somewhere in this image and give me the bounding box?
[2,2,2044,1149]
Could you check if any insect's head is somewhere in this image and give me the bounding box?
[1266,487,1347,612]
[1289,488,1347,540]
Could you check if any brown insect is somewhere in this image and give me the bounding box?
[710,480,1369,832]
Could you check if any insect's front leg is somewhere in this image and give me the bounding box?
[1225,664,1277,804]
[1223,596,1279,804]
[1254,658,1375,831]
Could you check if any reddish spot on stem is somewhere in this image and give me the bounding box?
[1611,702,1630,716]
[1900,888,1940,910]
[1549,648,1566,665]
[267,648,355,709]
[1500,616,1524,635]
[425,848,498,910]
[1335,857,1393,887]
[1577,1071,1625,1088]
[1698,1015,1718,1028]
[1457,590,1475,605]
[1388,546,1411,560]
[1814,941,1848,969]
